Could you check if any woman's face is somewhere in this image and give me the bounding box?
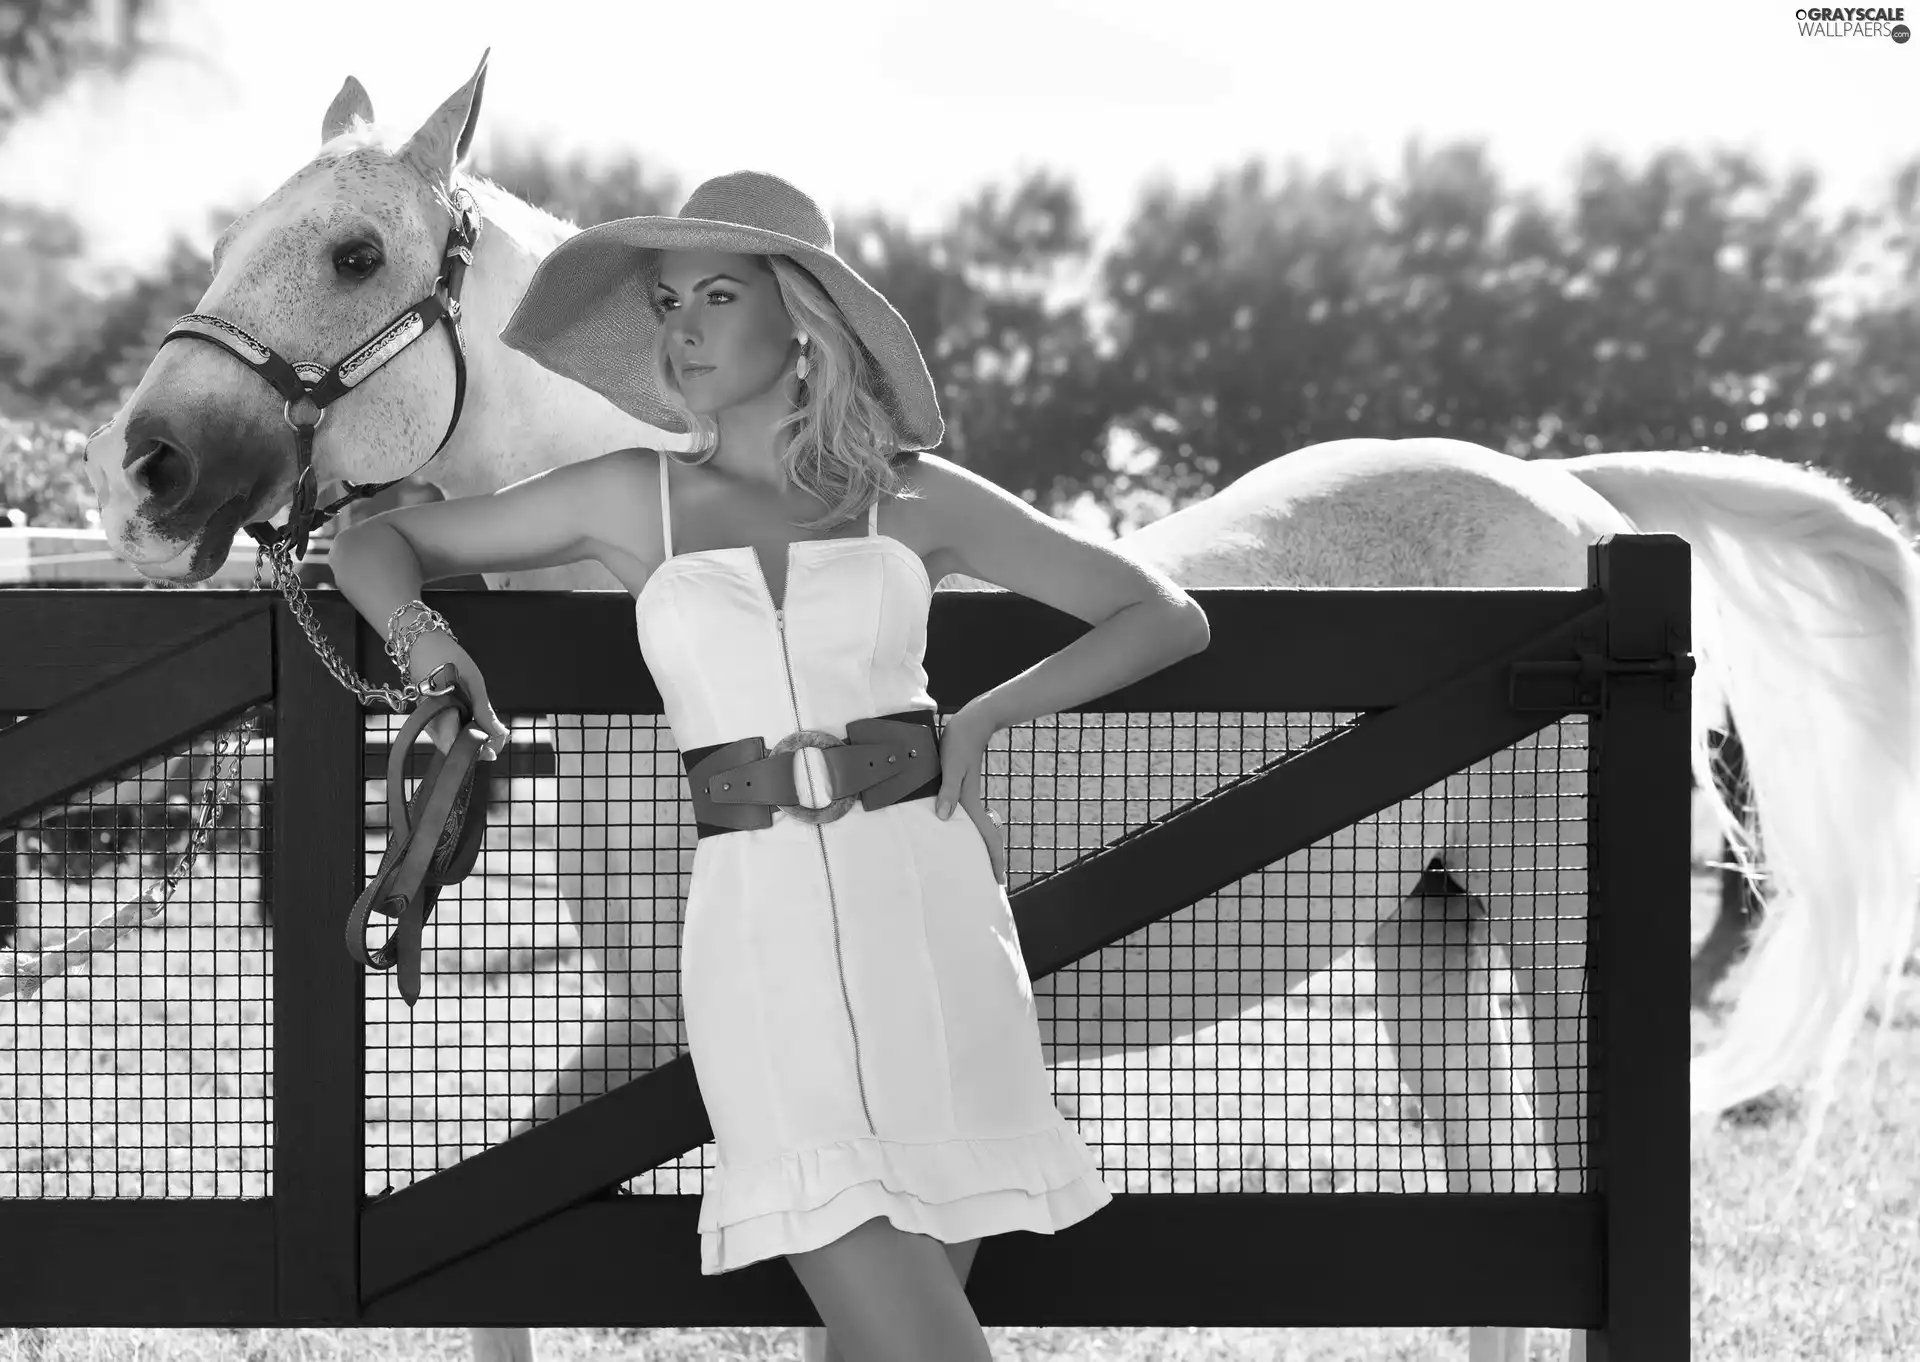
[653,249,796,416]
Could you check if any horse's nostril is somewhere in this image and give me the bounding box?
[125,440,197,508]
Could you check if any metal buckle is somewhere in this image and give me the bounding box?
[283,395,326,431]
[770,729,855,824]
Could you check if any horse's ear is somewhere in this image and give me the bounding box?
[397,49,490,189]
[321,75,374,144]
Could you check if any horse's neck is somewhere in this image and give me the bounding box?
[429,177,665,501]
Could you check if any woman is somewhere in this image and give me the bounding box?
[330,171,1211,1362]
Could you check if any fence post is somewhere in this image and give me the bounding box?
[1588,534,1691,1360]
[272,597,367,1321]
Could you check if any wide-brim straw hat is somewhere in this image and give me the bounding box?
[498,170,943,450]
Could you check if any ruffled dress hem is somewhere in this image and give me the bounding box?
[696,1124,1112,1275]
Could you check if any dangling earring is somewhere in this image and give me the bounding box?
[794,333,810,383]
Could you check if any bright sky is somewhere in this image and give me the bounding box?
[3,0,1916,278]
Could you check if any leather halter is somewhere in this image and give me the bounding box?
[157,188,483,561]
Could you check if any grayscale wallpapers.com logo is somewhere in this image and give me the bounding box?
[1795,6,1911,38]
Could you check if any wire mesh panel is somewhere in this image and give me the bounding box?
[360,711,702,1197]
[0,709,274,1199]
[1020,711,1590,1198]
[357,707,1589,1202]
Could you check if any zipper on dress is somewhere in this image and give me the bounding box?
[772,599,879,1137]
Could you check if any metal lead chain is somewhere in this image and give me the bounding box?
[3,532,436,1000]
[1,711,260,1000]
[256,536,423,713]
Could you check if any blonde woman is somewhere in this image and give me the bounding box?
[329,171,1210,1362]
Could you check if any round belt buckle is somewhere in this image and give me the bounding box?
[771,729,855,824]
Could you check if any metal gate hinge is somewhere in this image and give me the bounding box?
[1510,626,1694,714]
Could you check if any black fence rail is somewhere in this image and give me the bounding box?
[0,535,1689,1357]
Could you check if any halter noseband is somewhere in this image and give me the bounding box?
[157,188,483,561]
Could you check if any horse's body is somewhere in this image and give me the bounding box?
[76,56,1920,1362]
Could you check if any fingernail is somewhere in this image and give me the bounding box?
[937,802,950,818]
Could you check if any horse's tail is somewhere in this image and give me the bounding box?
[1561,450,1920,1119]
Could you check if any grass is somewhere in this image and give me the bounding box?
[5,739,1916,1359]
[1687,955,1920,1360]
[0,1324,1582,1361]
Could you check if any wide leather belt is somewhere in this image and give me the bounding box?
[683,708,942,837]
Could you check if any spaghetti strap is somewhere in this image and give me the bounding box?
[658,453,673,558]
[867,495,878,538]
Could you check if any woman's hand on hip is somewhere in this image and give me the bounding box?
[935,703,1008,886]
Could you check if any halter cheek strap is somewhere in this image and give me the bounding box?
[157,188,482,561]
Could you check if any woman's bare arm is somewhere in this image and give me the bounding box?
[329,449,652,641]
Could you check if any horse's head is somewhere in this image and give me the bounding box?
[85,54,493,581]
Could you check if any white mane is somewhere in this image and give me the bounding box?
[457,173,579,256]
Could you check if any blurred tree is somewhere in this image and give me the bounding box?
[0,416,92,526]
[1086,142,1881,521]
[0,0,202,435]
[473,139,681,228]
[0,0,176,140]
[1792,157,1920,504]
[0,200,213,428]
[1091,154,1429,512]
[10,229,211,423]
[1529,148,1844,462]
[4,116,1912,535]
[0,198,91,410]
[840,171,1116,510]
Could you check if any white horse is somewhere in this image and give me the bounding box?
[78,54,1920,1362]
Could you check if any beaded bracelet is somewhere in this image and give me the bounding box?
[385,599,455,676]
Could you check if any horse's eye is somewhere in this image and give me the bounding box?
[334,243,383,280]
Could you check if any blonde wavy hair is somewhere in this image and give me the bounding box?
[648,255,923,532]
